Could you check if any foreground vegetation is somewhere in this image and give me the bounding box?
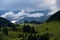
[0,21,60,40]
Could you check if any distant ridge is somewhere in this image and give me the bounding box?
[47,10,60,22]
[0,17,12,27]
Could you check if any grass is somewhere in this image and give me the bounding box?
[0,21,60,40]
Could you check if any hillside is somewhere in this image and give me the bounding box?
[47,10,60,22]
[0,17,12,27]
[0,11,60,40]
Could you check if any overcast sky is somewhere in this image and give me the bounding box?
[0,0,60,23]
[0,0,60,11]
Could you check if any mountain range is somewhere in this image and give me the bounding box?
[0,10,51,23]
[0,10,60,26]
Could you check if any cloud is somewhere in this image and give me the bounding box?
[0,0,60,23]
[27,13,44,17]
[0,0,59,17]
[0,10,44,23]
[11,20,17,23]
[47,5,59,15]
[1,10,44,18]
[0,0,59,11]
[1,11,14,18]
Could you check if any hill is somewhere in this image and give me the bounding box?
[0,10,60,40]
[0,17,12,27]
[47,10,60,22]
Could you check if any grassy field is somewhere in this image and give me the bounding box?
[0,21,60,40]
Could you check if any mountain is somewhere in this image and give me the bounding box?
[11,10,50,23]
[14,15,50,24]
[40,10,60,39]
[47,10,60,22]
[0,10,50,23]
[0,17,12,27]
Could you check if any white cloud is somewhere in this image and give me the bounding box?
[27,13,44,17]
[1,11,14,18]
[11,20,17,23]
[47,6,59,15]
[0,10,44,23]
[1,10,44,18]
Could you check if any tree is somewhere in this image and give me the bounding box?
[31,27,35,33]
[23,24,36,33]
[3,27,8,36]
[12,24,17,31]
[39,33,50,40]
[23,25,31,32]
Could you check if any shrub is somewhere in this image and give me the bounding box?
[23,25,36,33]
[3,27,8,36]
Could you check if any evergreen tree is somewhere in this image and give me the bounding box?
[3,27,8,36]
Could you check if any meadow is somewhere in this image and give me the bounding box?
[0,21,60,40]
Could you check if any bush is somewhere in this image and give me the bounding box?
[18,33,23,38]
[12,24,17,31]
[23,25,36,33]
[23,25,31,32]
[3,27,8,36]
[0,34,3,40]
